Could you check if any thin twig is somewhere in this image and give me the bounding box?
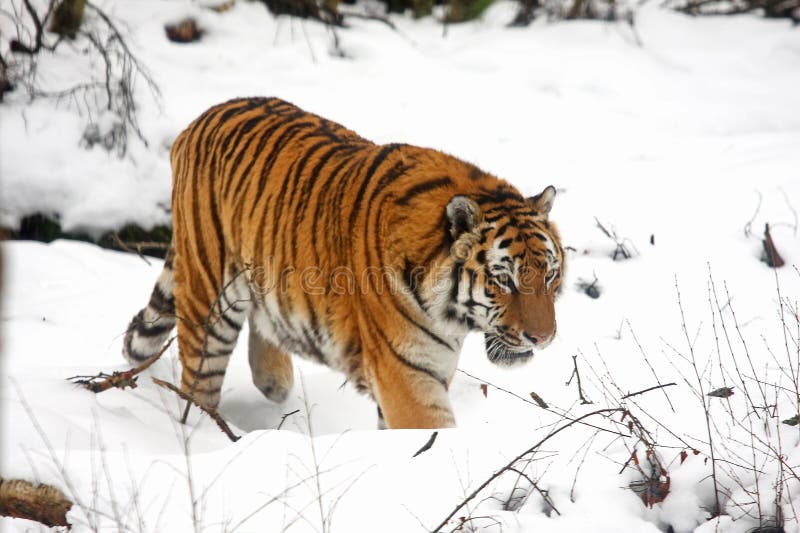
[744,190,762,238]
[565,355,592,405]
[675,277,721,516]
[505,467,560,516]
[626,320,676,411]
[152,377,240,442]
[456,369,627,438]
[68,336,175,393]
[277,409,300,430]
[622,382,677,400]
[412,432,439,458]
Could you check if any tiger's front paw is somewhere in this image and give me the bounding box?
[253,373,292,403]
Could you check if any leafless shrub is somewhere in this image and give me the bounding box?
[510,0,639,27]
[595,217,638,261]
[665,0,800,20]
[3,0,160,157]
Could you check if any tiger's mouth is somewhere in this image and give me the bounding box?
[484,334,534,366]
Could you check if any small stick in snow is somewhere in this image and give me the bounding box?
[276,409,300,430]
[152,377,241,443]
[621,382,677,400]
[68,336,175,393]
[565,355,593,405]
[762,223,785,268]
[412,431,438,458]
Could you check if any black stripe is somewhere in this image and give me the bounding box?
[219,311,243,332]
[148,285,175,314]
[370,317,446,387]
[184,106,233,298]
[226,114,305,201]
[219,114,271,189]
[289,143,351,260]
[201,348,234,359]
[394,301,453,351]
[219,114,264,166]
[361,159,413,268]
[181,375,221,393]
[395,176,453,206]
[183,365,227,379]
[311,148,361,267]
[250,123,319,220]
[137,321,172,338]
[208,150,227,292]
[203,324,238,345]
[347,144,404,232]
[278,139,332,274]
[296,143,353,224]
[126,349,150,362]
[402,260,427,312]
[331,150,371,254]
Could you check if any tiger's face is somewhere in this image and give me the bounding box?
[444,186,563,366]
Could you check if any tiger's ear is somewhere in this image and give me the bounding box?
[527,185,556,218]
[446,195,481,239]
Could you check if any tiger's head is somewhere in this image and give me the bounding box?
[441,185,564,366]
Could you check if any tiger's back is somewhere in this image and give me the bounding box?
[124,97,565,429]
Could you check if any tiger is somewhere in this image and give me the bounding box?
[122,97,564,429]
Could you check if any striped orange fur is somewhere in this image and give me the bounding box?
[123,97,564,429]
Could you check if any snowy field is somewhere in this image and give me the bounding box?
[2,1,800,531]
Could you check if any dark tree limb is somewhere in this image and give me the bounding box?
[0,478,72,527]
[11,0,59,55]
[68,336,175,393]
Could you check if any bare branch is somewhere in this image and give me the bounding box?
[68,336,175,393]
[152,377,241,443]
[621,382,677,400]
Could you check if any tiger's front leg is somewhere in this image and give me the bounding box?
[248,325,294,403]
[372,356,456,429]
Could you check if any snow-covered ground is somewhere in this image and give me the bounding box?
[2,1,800,531]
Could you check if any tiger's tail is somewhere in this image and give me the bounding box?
[122,245,177,363]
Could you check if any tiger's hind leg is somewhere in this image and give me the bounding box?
[174,268,251,409]
[248,325,294,403]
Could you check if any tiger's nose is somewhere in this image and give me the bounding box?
[522,329,554,346]
[522,331,542,345]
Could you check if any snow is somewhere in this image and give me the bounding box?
[2,1,800,531]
